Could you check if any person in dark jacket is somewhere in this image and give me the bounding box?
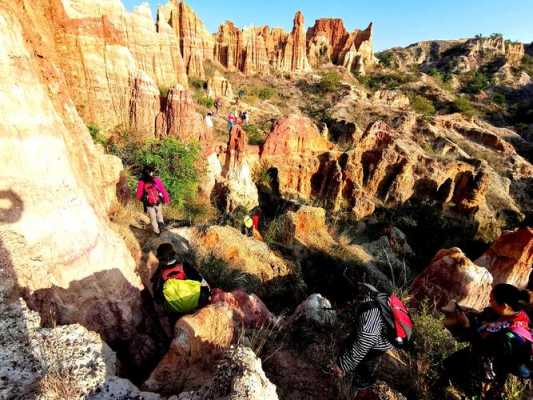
[151,243,211,309]
[442,283,533,399]
[331,295,393,390]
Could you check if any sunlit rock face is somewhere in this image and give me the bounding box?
[0,0,142,348]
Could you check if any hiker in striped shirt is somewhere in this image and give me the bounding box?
[331,296,393,389]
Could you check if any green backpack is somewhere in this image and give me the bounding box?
[163,279,202,314]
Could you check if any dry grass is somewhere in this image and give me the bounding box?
[236,316,285,363]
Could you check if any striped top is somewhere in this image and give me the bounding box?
[338,302,393,373]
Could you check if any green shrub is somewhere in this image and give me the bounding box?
[194,93,214,108]
[256,87,276,100]
[452,96,476,117]
[462,71,491,94]
[319,71,342,92]
[410,94,436,116]
[519,54,533,76]
[190,78,207,90]
[491,92,506,106]
[87,124,106,146]
[376,52,394,68]
[131,138,201,209]
[199,255,260,293]
[244,124,265,145]
[357,72,414,91]
[159,86,170,98]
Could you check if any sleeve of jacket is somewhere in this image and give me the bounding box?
[337,307,381,373]
[155,178,171,204]
[135,180,145,201]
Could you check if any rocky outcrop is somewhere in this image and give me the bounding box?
[178,225,298,299]
[218,125,259,211]
[156,85,209,147]
[410,248,493,311]
[180,346,279,400]
[475,227,533,288]
[158,0,215,79]
[214,11,311,75]
[0,0,144,354]
[207,71,234,98]
[307,19,375,74]
[1,298,156,399]
[211,288,274,329]
[54,0,188,133]
[144,303,236,395]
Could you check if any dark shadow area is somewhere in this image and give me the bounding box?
[0,190,44,398]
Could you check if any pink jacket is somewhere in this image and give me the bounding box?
[136,177,170,204]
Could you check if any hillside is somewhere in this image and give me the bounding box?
[0,0,532,399]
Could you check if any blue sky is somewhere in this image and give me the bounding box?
[123,0,533,51]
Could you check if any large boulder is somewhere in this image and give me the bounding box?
[144,304,236,395]
[179,346,278,400]
[211,289,274,329]
[1,298,156,399]
[177,226,300,301]
[475,227,533,288]
[410,248,493,311]
[207,71,234,99]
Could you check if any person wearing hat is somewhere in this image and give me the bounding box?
[242,214,254,237]
[151,243,211,314]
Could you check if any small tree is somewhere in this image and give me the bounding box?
[410,95,436,117]
[463,71,491,94]
[452,96,476,117]
[319,71,342,92]
[133,138,201,208]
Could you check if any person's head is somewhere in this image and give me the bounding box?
[207,112,212,117]
[490,283,530,316]
[142,165,155,182]
[156,243,178,266]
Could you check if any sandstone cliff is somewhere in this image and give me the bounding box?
[0,0,145,364]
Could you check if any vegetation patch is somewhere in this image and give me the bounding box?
[409,94,436,117]
[87,124,107,146]
[358,71,415,91]
[452,95,477,117]
[462,71,491,94]
[318,71,342,92]
[194,93,215,108]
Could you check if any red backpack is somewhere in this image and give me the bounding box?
[144,182,161,206]
[362,284,414,347]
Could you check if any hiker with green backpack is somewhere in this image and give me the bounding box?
[331,284,413,391]
[151,243,211,315]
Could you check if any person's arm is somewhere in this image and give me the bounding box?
[155,178,171,204]
[135,180,144,201]
[337,307,382,374]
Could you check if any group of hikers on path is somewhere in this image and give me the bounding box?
[135,166,532,399]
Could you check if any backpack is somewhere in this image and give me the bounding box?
[144,182,161,206]
[362,283,414,347]
[163,279,201,314]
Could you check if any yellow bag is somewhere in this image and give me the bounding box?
[163,279,201,314]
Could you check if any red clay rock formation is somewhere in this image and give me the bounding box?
[156,85,211,150]
[307,19,375,74]
[214,11,311,74]
[410,248,493,311]
[476,227,533,288]
[158,0,214,79]
[211,289,274,329]
[128,70,160,139]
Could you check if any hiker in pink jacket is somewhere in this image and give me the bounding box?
[136,166,170,235]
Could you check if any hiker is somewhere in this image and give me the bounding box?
[135,166,170,235]
[242,214,254,237]
[441,284,533,399]
[214,97,222,114]
[151,243,211,315]
[227,112,236,133]
[240,110,249,126]
[205,112,214,130]
[331,285,413,390]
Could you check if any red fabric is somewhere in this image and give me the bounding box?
[252,213,261,230]
[162,264,186,281]
[135,177,170,204]
[480,310,533,342]
[389,294,413,340]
